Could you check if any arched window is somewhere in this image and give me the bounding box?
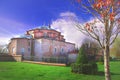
[68,49,70,52]
[21,48,25,54]
[61,48,64,53]
[52,48,57,55]
[44,32,47,37]
[28,48,30,52]
[54,48,57,54]
[28,41,30,46]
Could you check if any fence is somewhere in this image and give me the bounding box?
[41,56,68,64]
[23,54,78,64]
[0,54,22,62]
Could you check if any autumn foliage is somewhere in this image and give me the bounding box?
[75,0,120,32]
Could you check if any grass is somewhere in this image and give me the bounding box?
[0,61,120,80]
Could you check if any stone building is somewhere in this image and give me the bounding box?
[8,26,75,61]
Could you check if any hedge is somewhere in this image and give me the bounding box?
[71,63,98,74]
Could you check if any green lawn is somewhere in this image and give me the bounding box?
[0,61,120,80]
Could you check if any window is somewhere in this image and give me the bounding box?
[61,48,64,53]
[68,49,70,52]
[21,48,25,54]
[54,48,56,53]
[53,48,57,55]
[28,48,30,51]
[44,32,47,37]
[28,41,30,46]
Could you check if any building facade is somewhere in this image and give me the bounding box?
[8,27,75,61]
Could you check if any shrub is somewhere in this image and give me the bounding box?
[71,63,98,74]
[98,56,104,65]
[71,44,98,75]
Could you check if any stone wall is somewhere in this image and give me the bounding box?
[0,54,22,62]
[34,38,75,61]
[8,38,32,60]
[8,38,75,61]
[8,39,17,55]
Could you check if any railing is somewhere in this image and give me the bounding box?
[41,56,68,64]
[0,54,22,62]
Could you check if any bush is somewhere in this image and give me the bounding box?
[71,63,98,74]
[109,57,117,61]
[71,44,98,75]
[98,56,104,65]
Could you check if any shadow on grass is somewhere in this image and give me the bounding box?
[111,72,120,75]
[96,71,104,76]
[37,73,46,77]
[95,71,120,76]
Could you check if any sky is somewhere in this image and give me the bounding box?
[0,0,92,46]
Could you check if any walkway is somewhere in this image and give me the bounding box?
[23,60,66,66]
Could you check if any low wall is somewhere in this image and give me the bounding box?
[0,54,22,62]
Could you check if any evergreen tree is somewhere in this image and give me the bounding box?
[76,44,88,64]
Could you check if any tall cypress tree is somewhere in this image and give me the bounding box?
[76,44,88,64]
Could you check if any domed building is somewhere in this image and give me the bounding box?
[8,26,75,61]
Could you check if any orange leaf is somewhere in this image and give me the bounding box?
[118,1,120,5]
[105,0,111,6]
[86,23,90,28]
[118,19,120,23]
[110,13,115,21]
[100,14,104,18]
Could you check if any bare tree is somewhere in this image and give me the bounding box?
[0,44,8,54]
[71,0,120,80]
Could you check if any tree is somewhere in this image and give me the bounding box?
[0,44,8,54]
[82,38,101,61]
[110,37,120,58]
[71,44,98,74]
[76,44,88,64]
[71,0,120,80]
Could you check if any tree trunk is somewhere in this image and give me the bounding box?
[104,45,111,80]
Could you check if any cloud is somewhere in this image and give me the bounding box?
[0,17,28,44]
[0,34,22,45]
[0,37,11,45]
[51,12,86,47]
[60,11,77,18]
